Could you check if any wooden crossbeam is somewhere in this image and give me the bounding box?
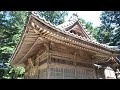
[28,58,34,68]
[18,37,40,64]
[33,29,40,34]
[18,35,48,64]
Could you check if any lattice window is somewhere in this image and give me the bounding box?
[83,70,87,79]
[50,67,63,79]
[55,68,63,79]
[50,68,56,79]
[86,70,94,79]
[76,69,94,79]
[76,70,81,79]
[39,69,47,79]
[76,70,85,79]
[64,68,75,79]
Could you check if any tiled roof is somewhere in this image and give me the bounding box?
[57,13,97,42]
[117,55,120,61]
[57,13,79,30]
[30,11,120,52]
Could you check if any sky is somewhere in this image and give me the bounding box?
[65,11,103,27]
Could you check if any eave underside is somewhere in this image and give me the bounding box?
[11,15,120,66]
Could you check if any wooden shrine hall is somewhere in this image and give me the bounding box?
[11,11,120,79]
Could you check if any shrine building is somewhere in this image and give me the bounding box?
[11,11,120,79]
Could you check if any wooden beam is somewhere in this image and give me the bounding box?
[33,29,40,34]
[28,58,34,68]
[46,32,112,56]
[18,37,41,64]
[43,43,51,79]
[94,54,110,58]
[32,17,116,55]
[35,51,47,62]
[95,58,111,64]
[11,19,32,65]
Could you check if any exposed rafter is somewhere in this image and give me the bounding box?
[11,11,120,66]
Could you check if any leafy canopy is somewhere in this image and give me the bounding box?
[99,11,120,45]
[38,11,68,25]
[0,11,68,79]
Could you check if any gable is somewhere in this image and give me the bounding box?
[11,11,120,66]
[56,13,96,40]
[68,22,90,39]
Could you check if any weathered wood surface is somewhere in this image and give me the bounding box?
[12,13,119,79]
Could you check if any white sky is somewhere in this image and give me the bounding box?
[65,11,103,27]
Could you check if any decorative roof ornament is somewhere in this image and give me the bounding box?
[31,11,38,15]
[28,11,120,51]
[68,13,79,22]
[57,13,79,30]
[31,11,45,20]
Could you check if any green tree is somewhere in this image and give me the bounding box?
[99,11,120,45]
[0,11,28,79]
[2,63,25,79]
[0,11,68,79]
[0,11,28,64]
[79,18,99,40]
[38,11,68,25]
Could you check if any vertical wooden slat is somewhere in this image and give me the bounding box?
[74,53,76,79]
[63,67,64,79]
[44,43,51,79]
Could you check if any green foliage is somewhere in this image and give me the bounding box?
[0,69,5,79]
[1,11,119,79]
[79,11,120,46]
[0,11,28,79]
[0,11,28,63]
[2,63,25,79]
[1,11,118,79]
[99,11,120,45]
[38,11,68,25]
[0,11,68,79]
[79,18,99,40]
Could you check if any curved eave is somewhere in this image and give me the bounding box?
[97,57,120,68]
[10,14,40,66]
[31,13,120,54]
[32,12,120,54]
[10,14,31,65]
[10,12,120,66]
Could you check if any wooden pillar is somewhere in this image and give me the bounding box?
[44,42,51,79]
[94,66,98,79]
[91,55,97,79]
[25,57,40,79]
[74,53,76,79]
[63,67,64,79]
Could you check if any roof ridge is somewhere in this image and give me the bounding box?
[68,13,79,21]
[30,11,119,51]
[78,20,98,42]
[31,11,60,29]
[31,11,56,25]
[56,13,79,31]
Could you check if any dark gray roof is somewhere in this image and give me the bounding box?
[117,55,120,60]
